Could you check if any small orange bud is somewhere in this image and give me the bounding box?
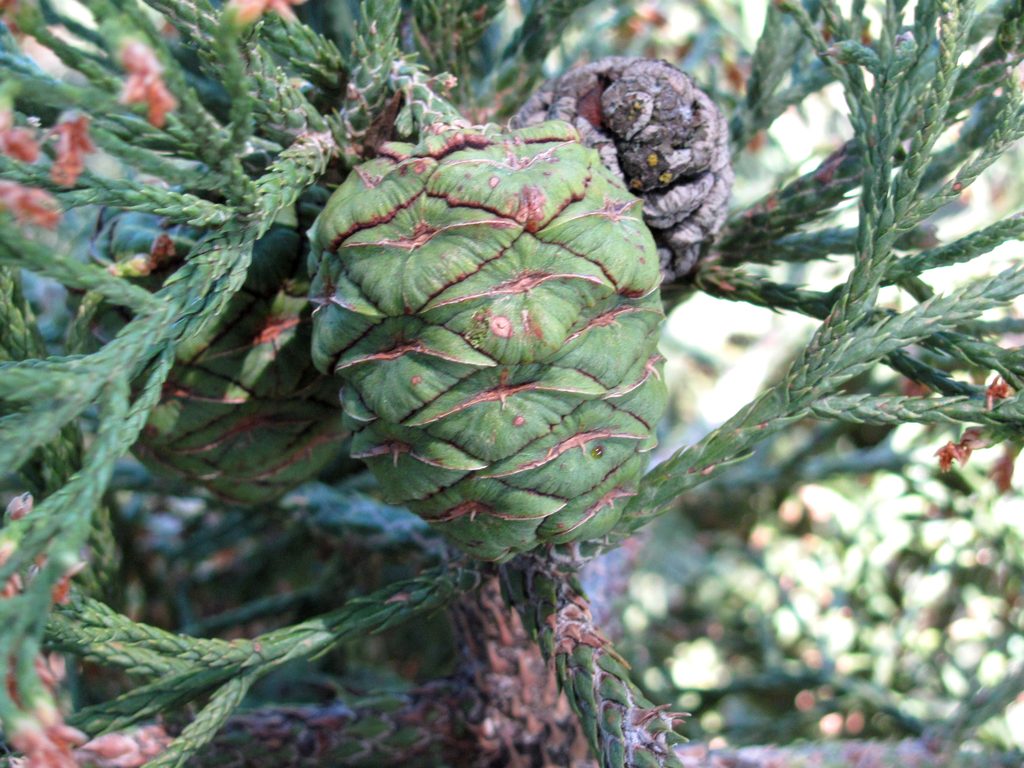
[49,114,94,186]
[935,428,990,472]
[0,181,61,228]
[0,110,39,163]
[119,41,178,128]
[226,0,306,25]
[985,375,1012,411]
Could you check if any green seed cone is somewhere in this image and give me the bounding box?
[309,122,667,561]
[88,210,350,505]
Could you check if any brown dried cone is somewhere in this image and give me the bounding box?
[82,206,350,505]
[511,58,733,281]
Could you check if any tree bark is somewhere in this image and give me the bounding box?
[447,571,595,767]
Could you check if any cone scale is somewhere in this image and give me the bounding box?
[89,212,349,505]
[309,122,667,561]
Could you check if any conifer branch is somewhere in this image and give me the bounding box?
[503,553,684,768]
[626,263,1024,526]
[497,0,594,92]
[258,14,346,91]
[47,593,234,677]
[76,687,468,767]
[247,47,331,141]
[64,561,481,734]
[891,212,1024,279]
[636,1,1023,529]
[0,226,159,313]
[144,674,256,768]
[721,2,1019,264]
[0,270,87,506]
[412,0,504,88]
[141,0,220,44]
[215,24,257,159]
[0,268,120,600]
[809,391,1024,431]
[0,154,234,225]
[731,3,816,150]
[716,142,862,255]
[696,267,1024,391]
